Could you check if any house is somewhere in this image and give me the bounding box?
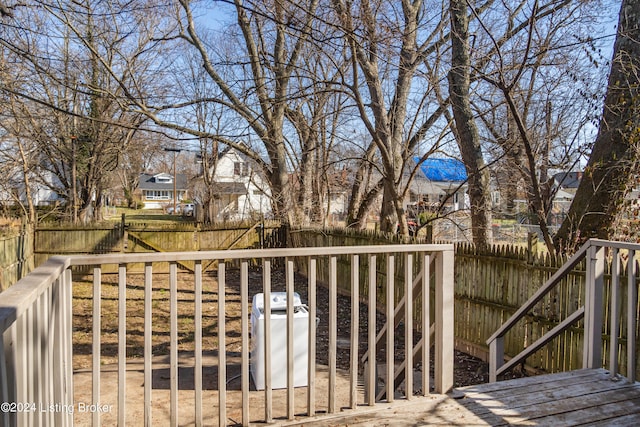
[550,171,582,214]
[208,147,271,221]
[0,166,63,207]
[136,172,188,210]
[286,166,350,225]
[406,157,468,216]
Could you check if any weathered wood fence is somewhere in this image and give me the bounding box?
[29,220,280,277]
[3,220,283,288]
[290,227,640,379]
[0,225,34,291]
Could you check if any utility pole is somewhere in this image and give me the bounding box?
[164,147,182,215]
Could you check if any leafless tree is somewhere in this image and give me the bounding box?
[449,0,494,245]
[555,0,640,250]
[464,0,610,251]
[145,0,323,225]
[0,0,155,223]
[329,0,458,235]
[0,0,619,239]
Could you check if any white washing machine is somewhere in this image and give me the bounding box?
[250,292,309,390]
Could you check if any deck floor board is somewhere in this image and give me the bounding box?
[282,368,640,426]
[456,368,640,426]
[75,366,640,426]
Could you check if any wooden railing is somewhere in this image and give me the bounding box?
[0,256,74,427]
[488,239,640,383]
[0,244,454,426]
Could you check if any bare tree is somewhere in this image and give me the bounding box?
[0,0,154,223]
[285,35,351,226]
[468,0,609,251]
[555,0,640,250]
[147,0,322,225]
[449,0,493,246]
[330,0,457,235]
[0,101,39,223]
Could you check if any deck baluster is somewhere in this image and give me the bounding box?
[350,254,360,408]
[628,250,638,382]
[610,248,621,378]
[92,267,102,427]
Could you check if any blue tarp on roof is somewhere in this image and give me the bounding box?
[414,157,467,182]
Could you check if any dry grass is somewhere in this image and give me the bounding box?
[72,270,227,370]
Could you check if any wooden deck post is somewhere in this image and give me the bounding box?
[435,249,454,393]
[583,245,604,369]
[628,250,638,382]
[489,336,504,383]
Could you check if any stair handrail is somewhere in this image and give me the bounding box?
[486,239,593,381]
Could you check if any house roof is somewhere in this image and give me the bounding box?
[137,173,188,191]
[553,171,582,189]
[414,157,467,182]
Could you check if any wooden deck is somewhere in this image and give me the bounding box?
[284,369,640,426]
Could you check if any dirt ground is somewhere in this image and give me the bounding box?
[73,264,496,389]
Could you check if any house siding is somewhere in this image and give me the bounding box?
[212,148,271,220]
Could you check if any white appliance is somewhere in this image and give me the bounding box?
[250,292,309,390]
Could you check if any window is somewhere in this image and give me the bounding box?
[145,190,171,200]
[234,162,249,176]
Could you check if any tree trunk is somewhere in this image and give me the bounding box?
[448,0,493,246]
[555,0,640,251]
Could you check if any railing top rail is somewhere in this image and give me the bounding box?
[0,256,70,333]
[589,239,640,252]
[486,239,593,344]
[67,243,454,266]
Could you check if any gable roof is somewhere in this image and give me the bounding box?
[137,173,188,191]
[553,171,582,189]
[414,157,467,182]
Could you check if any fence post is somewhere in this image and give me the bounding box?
[121,214,126,252]
[583,245,604,369]
[527,232,538,264]
[435,248,454,393]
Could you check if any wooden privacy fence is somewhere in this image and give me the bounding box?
[0,225,34,291]
[290,227,640,379]
[454,243,587,373]
[34,221,283,269]
[487,240,640,384]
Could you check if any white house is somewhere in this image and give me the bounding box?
[209,147,271,221]
[0,167,62,207]
[550,171,582,214]
[136,172,189,210]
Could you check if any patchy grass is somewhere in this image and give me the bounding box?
[104,207,196,225]
[72,270,227,370]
